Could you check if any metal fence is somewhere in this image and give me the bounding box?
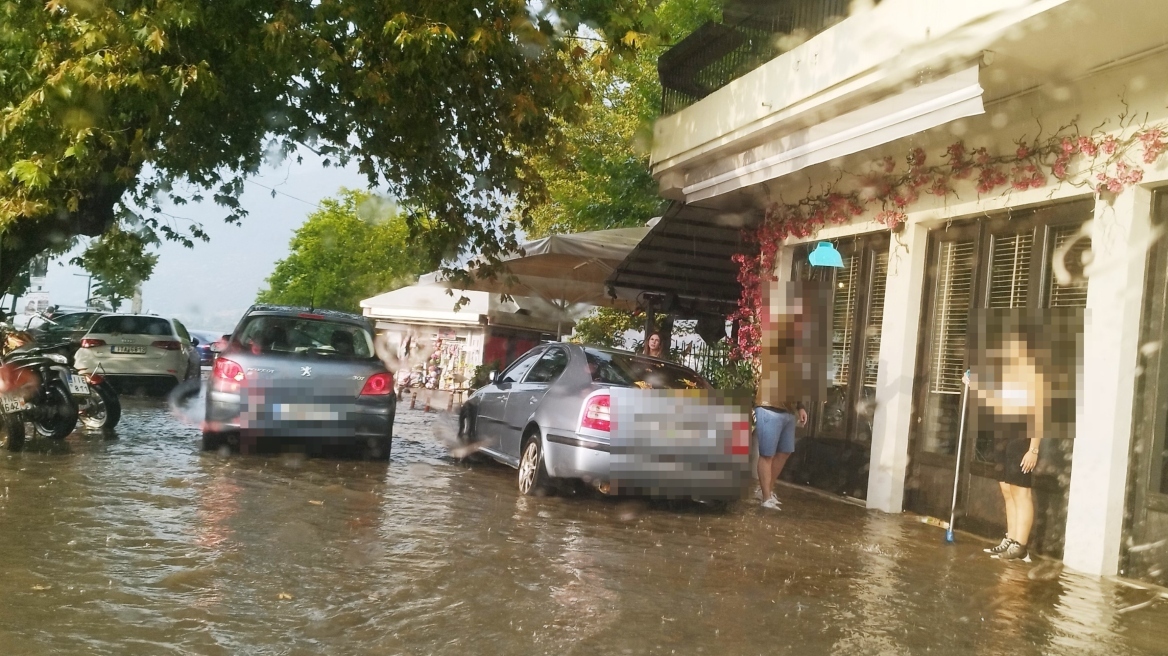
[659,0,854,115]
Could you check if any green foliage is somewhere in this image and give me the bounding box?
[0,0,675,293]
[525,0,721,238]
[257,189,436,313]
[70,224,159,310]
[569,307,644,348]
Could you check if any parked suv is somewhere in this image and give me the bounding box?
[203,305,395,459]
[74,314,201,394]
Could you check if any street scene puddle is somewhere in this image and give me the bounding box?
[0,400,1165,655]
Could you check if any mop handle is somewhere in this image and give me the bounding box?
[947,370,972,531]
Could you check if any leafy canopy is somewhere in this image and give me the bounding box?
[257,189,437,314]
[0,0,669,293]
[69,222,159,310]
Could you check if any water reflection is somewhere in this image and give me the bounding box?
[2,402,1168,654]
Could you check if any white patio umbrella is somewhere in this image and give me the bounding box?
[431,227,649,336]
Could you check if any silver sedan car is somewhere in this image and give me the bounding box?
[459,343,751,500]
[203,305,395,459]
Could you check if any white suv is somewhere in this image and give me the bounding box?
[74,315,201,394]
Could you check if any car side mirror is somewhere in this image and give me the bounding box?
[488,371,497,382]
[191,338,200,347]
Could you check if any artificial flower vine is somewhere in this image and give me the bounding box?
[730,119,1168,362]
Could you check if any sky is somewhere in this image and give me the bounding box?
[17,151,369,334]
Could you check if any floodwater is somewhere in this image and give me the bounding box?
[1,397,1167,655]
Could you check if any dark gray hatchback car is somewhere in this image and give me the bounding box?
[203,305,395,458]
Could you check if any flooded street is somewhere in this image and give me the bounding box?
[0,397,1166,655]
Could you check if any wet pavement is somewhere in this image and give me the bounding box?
[1,394,1167,655]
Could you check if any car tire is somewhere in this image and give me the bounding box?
[518,432,552,497]
[364,435,392,461]
[33,380,78,440]
[1,415,25,451]
[201,430,228,452]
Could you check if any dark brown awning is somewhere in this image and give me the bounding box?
[606,202,760,317]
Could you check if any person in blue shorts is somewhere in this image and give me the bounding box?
[754,401,806,510]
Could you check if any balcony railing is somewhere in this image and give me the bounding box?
[658,0,856,116]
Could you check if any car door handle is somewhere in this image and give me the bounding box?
[528,397,537,403]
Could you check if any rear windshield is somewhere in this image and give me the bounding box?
[236,315,374,359]
[91,316,174,336]
[47,312,100,330]
[584,349,711,390]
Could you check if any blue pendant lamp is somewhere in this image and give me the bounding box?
[808,241,844,268]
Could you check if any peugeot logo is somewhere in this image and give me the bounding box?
[300,366,312,377]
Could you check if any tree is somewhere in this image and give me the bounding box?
[524,0,720,238]
[70,223,159,310]
[257,189,436,313]
[0,1,668,296]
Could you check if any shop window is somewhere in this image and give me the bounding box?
[922,238,976,455]
[1048,224,1091,308]
[918,203,1092,461]
[988,233,1032,309]
[830,253,859,387]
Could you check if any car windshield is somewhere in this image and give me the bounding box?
[90,315,174,336]
[237,315,374,359]
[46,312,96,329]
[584,349,711,390]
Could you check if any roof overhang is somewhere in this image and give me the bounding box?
[606,202,758,317]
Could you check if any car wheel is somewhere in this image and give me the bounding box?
[201,430,228,452]
[1,414,25,451]
[33,380,78,440]
[517,433,552,496]
[363,435,392,461]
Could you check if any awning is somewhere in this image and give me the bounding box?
[606,203,758,316]
[681,64,985,203]
[444,227,648,313]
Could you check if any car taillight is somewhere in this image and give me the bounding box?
[213,358,245,382]
[87,374,104,385]
[152,340,181,351]
[360,372,393,396]
[80,338,105,348]
[729,420,750,455]
[580,394,610,432]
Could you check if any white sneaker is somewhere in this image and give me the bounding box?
[754,488,765,501]
[761,497,781,511]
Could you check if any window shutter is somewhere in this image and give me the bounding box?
[987,233,1032,308]
[862,251,888,388]
[1048,224,1091,308]
[929,240,976,394]
[830,253,859,386]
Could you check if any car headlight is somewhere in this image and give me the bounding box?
[47,354,68,364]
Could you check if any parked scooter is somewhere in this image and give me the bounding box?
[0,322,121,450]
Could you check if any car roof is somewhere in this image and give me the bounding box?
[244,304,369,325]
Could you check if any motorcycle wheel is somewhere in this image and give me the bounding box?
[79,382,121,432]
[0,414,24,451]
[33,380,79,440]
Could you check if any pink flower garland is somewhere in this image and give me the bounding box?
[730,125,1168,363]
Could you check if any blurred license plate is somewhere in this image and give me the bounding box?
[66,375,90,395]
[274,404,340,421]
[111,345,146,354]
[0,395,28,414]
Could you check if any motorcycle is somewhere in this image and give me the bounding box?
[0,323,121,450]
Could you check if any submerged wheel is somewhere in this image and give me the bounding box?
[79,382,121,431]
[33,380,78,440]
[517,434,552,496]
[1,414,25,451]
[201,430,228,452]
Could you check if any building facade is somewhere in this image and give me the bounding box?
[648,0,1168,582]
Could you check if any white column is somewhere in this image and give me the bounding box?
[867,222,930,513]
[1063,187,1152,576]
